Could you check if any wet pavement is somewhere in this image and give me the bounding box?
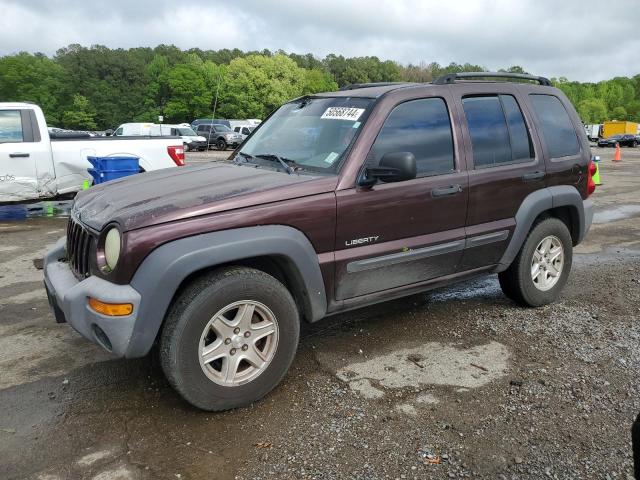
[1,148,639,479]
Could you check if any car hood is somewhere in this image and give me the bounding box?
[73,162,337,231]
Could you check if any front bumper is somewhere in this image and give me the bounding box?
[44,237,142,357]
[188,140,207,150]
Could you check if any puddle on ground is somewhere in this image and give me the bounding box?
[593,204,640,224]
[335,341,509,400]
[428,276,501,302]
[0,200,73,220]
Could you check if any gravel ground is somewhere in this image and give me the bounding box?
[0,147,638,480]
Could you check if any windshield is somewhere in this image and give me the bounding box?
[238,97,373,173]
[177,127,197,136]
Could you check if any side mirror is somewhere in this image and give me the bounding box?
[358,152,417,187]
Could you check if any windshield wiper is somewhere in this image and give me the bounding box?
[254,154,297,174]
[236,152,304,174]
[236,151,258,164]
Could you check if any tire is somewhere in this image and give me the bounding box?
[498,217,573,307]
[184,143,190,152]
[633,140,638,148]
[160,266,300,411]
[216,139,227,151]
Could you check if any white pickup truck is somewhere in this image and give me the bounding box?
[0,103,186,202]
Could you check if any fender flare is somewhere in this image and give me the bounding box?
[125,225,327,358]
[496,186,590,272]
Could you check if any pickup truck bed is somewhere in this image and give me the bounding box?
[0,102,184,202]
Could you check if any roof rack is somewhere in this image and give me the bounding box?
[433,72,552,87]
[339,82,408,91]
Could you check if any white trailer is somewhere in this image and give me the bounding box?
[584,124,602,142]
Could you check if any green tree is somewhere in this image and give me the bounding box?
[577,98,608,123]
[611,106,628,120]
[218,54,306,119]
[62,94,97,129]
[302,69,338,94]
[164,56,213,121]
[0,52,66,125]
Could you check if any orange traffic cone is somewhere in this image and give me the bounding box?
[613,143,622,162]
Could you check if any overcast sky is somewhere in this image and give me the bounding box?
[1,0,638,82]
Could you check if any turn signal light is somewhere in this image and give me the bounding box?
[88,298,133,316]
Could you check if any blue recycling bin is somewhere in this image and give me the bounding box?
[87,156,140,184]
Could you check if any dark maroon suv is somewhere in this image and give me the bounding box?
[44,72,596,411]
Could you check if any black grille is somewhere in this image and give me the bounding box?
[66,218,92,278]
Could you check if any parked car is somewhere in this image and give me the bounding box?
[113,123,167,136]
[232,124,255,141]
[44,73,596,411]
[169,126,208,151]
[597,134,638,147]
[195,123,243,150]
[191,118,231,129]
[0,103,185,202]
[114,123,207,151]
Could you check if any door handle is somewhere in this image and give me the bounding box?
[9,153,30,158]
[431,184,463,197]
[522,171,545,182]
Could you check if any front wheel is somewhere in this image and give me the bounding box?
[216,139,227,151]
[498,217,573,307]
[160,267,300,411]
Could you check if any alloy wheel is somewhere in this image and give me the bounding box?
[198,300,279,386]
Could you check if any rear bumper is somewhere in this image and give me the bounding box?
[44,237,142,357]
[581,198,594,243]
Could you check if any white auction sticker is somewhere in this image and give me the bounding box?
[321,107,365,121]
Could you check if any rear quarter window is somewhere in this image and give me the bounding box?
[529,94,579,158]
[0,110,24,143]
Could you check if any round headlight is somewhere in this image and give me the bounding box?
[104,228,121,271]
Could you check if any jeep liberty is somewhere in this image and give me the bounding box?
[44,72,596,411]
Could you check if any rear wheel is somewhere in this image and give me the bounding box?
[498,218,572,307]
[160,267,300,411]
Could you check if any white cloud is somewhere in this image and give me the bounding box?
[0,0,638,81]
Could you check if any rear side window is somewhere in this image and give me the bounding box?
[462,95,533,168]
[370,98,454,177]
[501,95,533,161]
[529,94,579,158]
[0,110,24,143]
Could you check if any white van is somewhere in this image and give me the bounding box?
[114,123,208,151]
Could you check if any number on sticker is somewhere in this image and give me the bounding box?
[321,107,365,121]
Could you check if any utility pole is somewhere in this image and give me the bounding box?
[208,73,222,148]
